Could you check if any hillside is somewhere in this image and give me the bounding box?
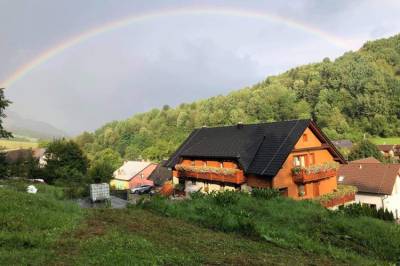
[1,180,397,265]
[77,34,400,161]
[4,111,67,140]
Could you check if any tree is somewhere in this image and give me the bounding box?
[0,88,12,138]
[88,148,122,183]
[348,140,384,161]
[44,139,88,184]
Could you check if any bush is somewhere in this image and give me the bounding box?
[211,190,241,206]
[251,188,280,200]
[340,203,395,221]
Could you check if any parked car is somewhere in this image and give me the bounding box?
[130,185,154,195]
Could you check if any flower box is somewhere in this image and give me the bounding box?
[175,164,245,184]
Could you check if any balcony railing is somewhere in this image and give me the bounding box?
[175,164,246,185]
[292,162,339,183]
[293,169,337,183]
[314,185,357,208]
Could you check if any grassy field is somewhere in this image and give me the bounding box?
[370,137,400,145]
[0,139,38,149]
[0,181,398,265]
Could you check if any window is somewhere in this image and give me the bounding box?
[203,161,207,167]
[279,187,288,197]
[191,180,197,185]
[310,153,315,165]
[298,184,305,197]
[220,162,223,168]
[191,160,195,166]
[338,175,345,182]
[293,155,307,167]
[302,133,308,142]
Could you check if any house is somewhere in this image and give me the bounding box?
[110,161,157,190]
[165,119,352,203]
[148,160,172,187]
[338,158,400,219]
[377,144,400,158]
[332,139,353,150]
[4,148,46,166]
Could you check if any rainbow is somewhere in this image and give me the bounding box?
[0,6,353,88]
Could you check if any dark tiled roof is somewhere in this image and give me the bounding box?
[338,163,400,195]
[377,144,395,152]
[332,139,353,149]
[166,119,344,177]
[148,161,172,186]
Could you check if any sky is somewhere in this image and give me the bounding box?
[1,0,399,135]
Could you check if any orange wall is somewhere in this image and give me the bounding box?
[272,127,337,199]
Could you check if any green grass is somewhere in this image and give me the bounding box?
[1,181,398,265]
[140,192,400,265]
[369,137,400,145]
[0,139,38,149]
[0,180,82,265]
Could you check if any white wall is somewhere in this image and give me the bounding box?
[355,176,400,219]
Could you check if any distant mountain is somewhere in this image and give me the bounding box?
[4,111,67,140]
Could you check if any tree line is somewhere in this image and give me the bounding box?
[75,34,400,161]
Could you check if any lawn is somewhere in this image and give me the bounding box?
[0,139,38,149]
[369,137,400,145]
[0,180,398,265]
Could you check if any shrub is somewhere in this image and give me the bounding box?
[211,190,241,206]
[252,188,280,200]
[339,203,395,221]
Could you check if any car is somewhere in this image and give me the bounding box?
[130,185,154,195]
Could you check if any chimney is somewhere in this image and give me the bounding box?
[359,164,362,169]
[237,122,243,129]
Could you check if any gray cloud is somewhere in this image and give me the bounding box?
[1,0,399,134]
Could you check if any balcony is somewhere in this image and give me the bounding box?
[292,162,339,183]
[175,164,246,185]
[314,185,357,208]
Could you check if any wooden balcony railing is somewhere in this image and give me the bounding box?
[293,169,337,183]
[175,164,246,185]
[315,185,357,208]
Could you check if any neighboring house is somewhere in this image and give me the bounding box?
[110,161,157,190]
[148,160,172,187]
[4,148,46,166]
[377,144,400,158]
[165,119,351,204]
[332,139,353,150]
[338,159,400,219]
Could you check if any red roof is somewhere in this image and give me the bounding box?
[338,162,400,195]
[349,157,381,164]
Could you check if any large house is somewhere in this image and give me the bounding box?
[338,158,400,219]
[166,119,350,202]
[110,161,157,190]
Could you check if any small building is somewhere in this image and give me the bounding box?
[338,159,400,219]
[377,144,400,158]
[4,147,46,167]
[110,161,157,190]
[332,139,353,150]
[165,119,353,205]
[148,160,172,187]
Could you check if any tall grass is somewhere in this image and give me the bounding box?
[0,180,83,265]
[140,191,400,263]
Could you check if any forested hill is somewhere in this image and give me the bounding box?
[77,34,400,161]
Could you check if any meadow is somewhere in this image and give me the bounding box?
[1,180,399,265]
[370,137,400,145]
[0,138,38,150]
